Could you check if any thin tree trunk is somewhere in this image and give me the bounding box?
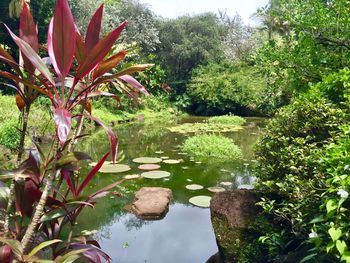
[3,105,30,237]
[21,140,59,254]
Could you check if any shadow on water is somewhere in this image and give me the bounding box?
[75,116,266,263]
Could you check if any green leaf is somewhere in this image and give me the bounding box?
[40,203,79,222]
[55,249,88,263]
[336,240,347,255]
[300,253,317,263]
[329,227,342,242]
[326,199,338,214]
[26,239,62,260]
[56,152,91,168]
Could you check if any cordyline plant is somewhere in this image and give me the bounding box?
[0,0,152,261]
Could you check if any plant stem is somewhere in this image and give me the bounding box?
[3,105,30,237]
[21,139,59,254]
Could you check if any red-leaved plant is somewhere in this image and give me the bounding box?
[0,0,152,261]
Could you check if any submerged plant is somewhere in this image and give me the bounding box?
[0,0,152,261]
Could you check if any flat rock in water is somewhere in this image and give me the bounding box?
[128,187,172,220]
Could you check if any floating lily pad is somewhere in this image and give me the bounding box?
[98,164,131,173]
[155,151,164,154]
[124,174,140,180]
[237,184,254,190]
[220,181,233,186]
[207,186,226,193]
[187,179,192,182]
[186,184,204,190]
[195,161,202,164]
[161,156,169,159]
[178,152,188,155]
[163,159,181,164]
[138,164,161,171]
[182,166,189,170]
[89,161,113,167]
[141,170,170,179]
[189,196,211,208]
[132,157,162,164]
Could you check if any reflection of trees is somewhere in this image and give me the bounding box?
[122,214,152,231]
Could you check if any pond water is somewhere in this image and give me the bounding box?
[75,116,265,263]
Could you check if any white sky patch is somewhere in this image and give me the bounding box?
[139,0,269,25]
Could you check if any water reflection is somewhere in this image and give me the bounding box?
[75,116,266,262]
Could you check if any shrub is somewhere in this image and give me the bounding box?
[181,134,242,162]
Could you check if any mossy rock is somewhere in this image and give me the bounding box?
[210,190,265,263]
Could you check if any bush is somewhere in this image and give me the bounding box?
[208,114,246,126]
[181,134,242,162]
[254,69,350,261]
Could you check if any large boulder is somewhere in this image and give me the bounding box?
[210,190,264,263]
[128,187,172,220]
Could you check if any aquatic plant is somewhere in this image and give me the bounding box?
[208,115,246,126]
[181,134,243,162]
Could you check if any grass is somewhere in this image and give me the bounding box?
[208,115,246,126]
[181,134,242,162]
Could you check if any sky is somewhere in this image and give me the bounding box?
[138,0,269,25]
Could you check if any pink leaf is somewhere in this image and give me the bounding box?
[4,25,55,85]
[86,4,104,52]
[75,21,128,81]
[48,0,76,79]
[118,74,149,96]
[77,152,110,195]
[20,1,39,72]
[54,108,72,146]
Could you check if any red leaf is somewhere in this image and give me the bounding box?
[75,30,86,65]
[92,50,126,80]
[88,116,118,163]
[75,21,128,80]
[0,245,11,263]
[118,74,149,96]
[48,0,76,79]
[77,152,110,195]
[4,25,55,85]
[86,4,104,52]
[61,170,77,198]
[20,1,39,72]
[0,70,53,99]
[54,108,72,146]
[0,46,20,73]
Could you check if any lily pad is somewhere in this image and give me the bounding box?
[163,159,181,164]
[189,196,211,208]
[220,181,233,186]
[89,161,113,167]
[207,186,226,193]
[161,156,169,159]
[237,184,254,190]
[195,161,202,164]
[132,157,162,164]
[182,166,189,170]
[155,151,164,154]
[98,164,131,173]
[138,164,161,171]
[124,174,140,180]
[141,170,170,179]
[186,184,204,190]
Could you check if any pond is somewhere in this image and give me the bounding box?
[75,116,265,263]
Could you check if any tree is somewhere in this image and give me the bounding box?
[156,13,225,90]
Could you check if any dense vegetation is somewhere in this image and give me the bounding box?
[1,0,350,262]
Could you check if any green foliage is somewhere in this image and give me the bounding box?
[157,13,225,86]
[208,115,246,126]
[0,119,20,151]
[254,69,350,261]
[187,61,270,115]
[181,134,242,162]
